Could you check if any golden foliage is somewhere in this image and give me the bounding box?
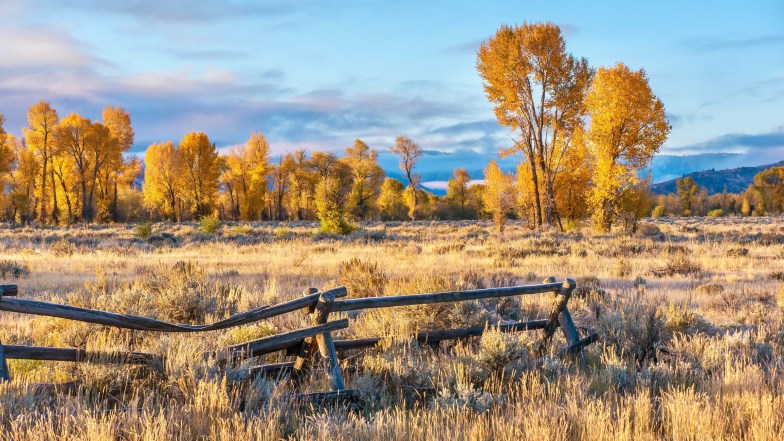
[585,63,670,232]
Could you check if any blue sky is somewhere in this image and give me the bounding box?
[1,0,783,165]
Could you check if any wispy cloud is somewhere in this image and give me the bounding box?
[670,128,784,158]
[685,35,784,52]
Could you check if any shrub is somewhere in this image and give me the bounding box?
[707,208,724,218]
[199,215,222,235]
[134,221,153,239]
[0,260,30,280]
[49,239,77,256]
[651,205,666,218]
[651,253,703,278]
[696,283,724,296]
[338,258,388,298]
[596,298,665,367]
[316,177,354,235]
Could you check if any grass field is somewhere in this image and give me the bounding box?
[1,218,783,440]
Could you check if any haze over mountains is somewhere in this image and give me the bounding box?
[371,150,781,194]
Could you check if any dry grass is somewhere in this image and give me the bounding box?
[1,217,784,439]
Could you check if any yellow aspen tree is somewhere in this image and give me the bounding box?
[389,135,423,220]
[50,153,79,223]
[10,136,39,224]
[483,160,515,233]
[477,22,593,227]
[221,132,271,220]
[585,63,670,232]
[99,106,134,221]
[143,141,180,220]
[176,132,221,219]
[446,168,472,219]
[344,139,384,219]
[22,101,60,224]
[54,113,119,222]
[377,177,407,220]
[555,128,594,223]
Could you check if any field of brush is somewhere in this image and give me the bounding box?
[0,217,783,440]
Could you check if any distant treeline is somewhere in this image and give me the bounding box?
[1,22,779,232]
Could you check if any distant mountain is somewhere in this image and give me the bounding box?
[651,161,784,195]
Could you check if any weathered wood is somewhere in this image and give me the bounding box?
[225,319,349,361]
[331,282,563,312]
[559,333,599,356]
[0,287,346,332]
[2,345,161,365]
[540,278,577,352]
[316,330,345,390]
[331,319,549,351]
[293,290,337,378]
[559,306,581,345]
[247,362,295,378]
[0,341,10,382]
[291,389,357,403]
[0,285,19,296]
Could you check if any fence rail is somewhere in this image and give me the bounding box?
[0,277,598,398]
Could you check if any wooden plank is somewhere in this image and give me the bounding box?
[291,389,357,403]
[0,285,19,296]
[331,319,548,351]
[247,362,295,378]
[540,278,577,353]
[0,342,9,382]
[224,319,349,361]
[559,333,599,356]
[330,282,563,312]
[0,287,346,332]
[2,345,161,365]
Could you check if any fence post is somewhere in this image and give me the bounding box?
[0,340,10,382]
[293,288,346,391]
[540,278,577,354]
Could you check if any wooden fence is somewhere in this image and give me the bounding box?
[0,278,598,399]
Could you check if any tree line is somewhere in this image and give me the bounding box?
[0,23,779,231]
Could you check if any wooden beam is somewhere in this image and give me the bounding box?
[330,282,563,312]
[0,342,9,382]
[0,285,18,296]
[316,330,345,390]
[1,345,161,365]
[0,287,346,332]
[224,319,349,361]
[331,319,548,351]
[540,278,577,353]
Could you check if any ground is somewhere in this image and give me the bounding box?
[0,218,783,440]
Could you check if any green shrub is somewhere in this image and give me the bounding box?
[199,215,222,235]
[651,205,666,218]
[134,221,153,239]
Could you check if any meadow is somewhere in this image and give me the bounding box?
[0,217,783,440]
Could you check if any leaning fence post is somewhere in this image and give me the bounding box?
[293,288,346,391]
[540,278,577,354]
[0,340,10,382]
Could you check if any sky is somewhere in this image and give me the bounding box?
[1,0,783,167]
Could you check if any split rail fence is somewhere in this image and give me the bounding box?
[0,278,598,399]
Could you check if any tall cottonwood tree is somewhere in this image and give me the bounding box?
[446,168,472,219]
[54,113,121,222]
[221,132,271,220]
[584,63,669,231]
[389,135,423,220]
[482,160,515,233]
[344,139,384,219]
[177,132,221,219]
[99,106,135,221]
[143,141,180,220]
[22,101,59,224]
[477,22,593,227]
